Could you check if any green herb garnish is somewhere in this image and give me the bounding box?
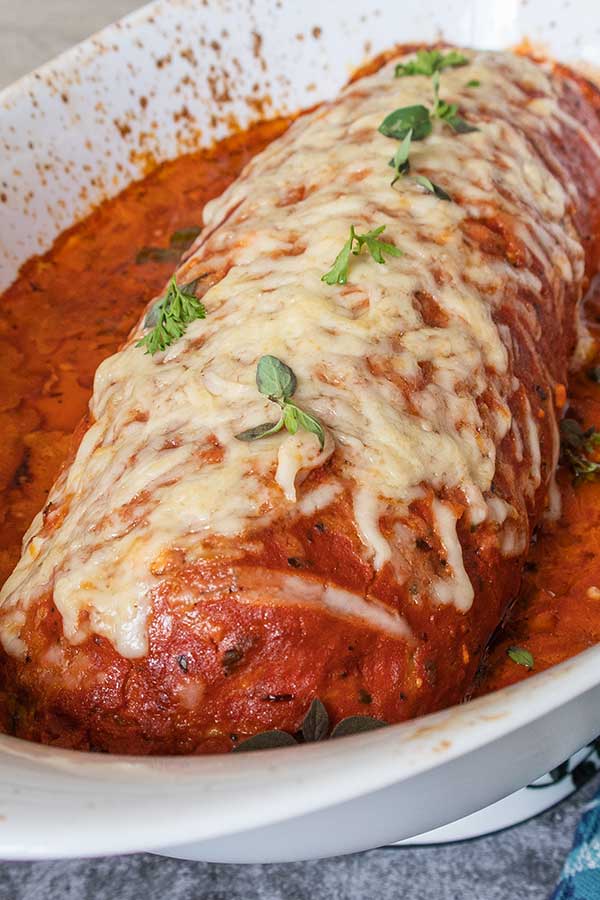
[431,70,479,133]
[507,647,535,670]
[466,79,481,88]
[135,225,201,265]
[136,276,206,355]
[233,697,387,752]
[330,716,388,738]
[389,129,413,185]
[412,174,452,200]
[232,731,298,752]
[302,698,330,742]
[388,129,451,199]
[560,418,600,482]
[380,64,478,152]
[379,105,432,141]
[321,225,402,285]
[235,355,325,449]
[395,49,468,78]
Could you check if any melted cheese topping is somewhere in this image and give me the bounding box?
[0,49,592,658]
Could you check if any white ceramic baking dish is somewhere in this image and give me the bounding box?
[1,0,600,863]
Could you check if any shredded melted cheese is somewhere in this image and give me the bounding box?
[0,50,593,658]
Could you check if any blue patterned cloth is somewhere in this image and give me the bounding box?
[551,795,600,899]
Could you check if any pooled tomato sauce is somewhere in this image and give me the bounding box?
[475,286,600,694]
[0,116,599,700]
[0,118,290,589]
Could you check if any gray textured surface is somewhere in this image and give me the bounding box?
[0,2,592,897]
[0,0,140,88]
[0,773,596,900]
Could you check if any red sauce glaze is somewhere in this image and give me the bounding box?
[1,89,600,752]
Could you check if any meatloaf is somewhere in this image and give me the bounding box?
[2,47,600,753]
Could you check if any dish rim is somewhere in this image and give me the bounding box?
[1,0,600,860]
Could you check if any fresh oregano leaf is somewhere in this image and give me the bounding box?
[507,647,535,670]
[234,420,284,442]
[330,716,388,738]
[233,730,298,752]
[256,355,297,402]
[431,71,479,134]
[412,175,452,201]
[293,406,326,450]
[389,129,413,185]
[378,105,432,141]
[301,698,330,742]
[283,403,300,434]
[445,115,479,134]
[236,358,326,450]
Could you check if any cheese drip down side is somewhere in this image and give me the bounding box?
[0,49,593,659]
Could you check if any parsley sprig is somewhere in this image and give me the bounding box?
[395,48,468,78]
[136,276,206,355]
[235,356,325,450]
[321,225,402,285]
[560,418,600,482]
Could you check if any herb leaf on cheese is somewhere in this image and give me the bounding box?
[137,276,206,355]
[431,70,479,133]
[389,129,413,185]
[379,105,432,141]
[387,128,452,199]
[256,355,297,403]
[412,174,452,200]
[395,48,469,78]
[381,68,478,155]
[322,225,403,285]
[235,356,326,449]
[235,420,285,442]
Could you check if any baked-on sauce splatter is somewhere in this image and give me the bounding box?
[0,116,599,701]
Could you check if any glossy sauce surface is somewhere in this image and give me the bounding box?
[0,116,599,698]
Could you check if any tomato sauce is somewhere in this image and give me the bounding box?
[0,115,599,701]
